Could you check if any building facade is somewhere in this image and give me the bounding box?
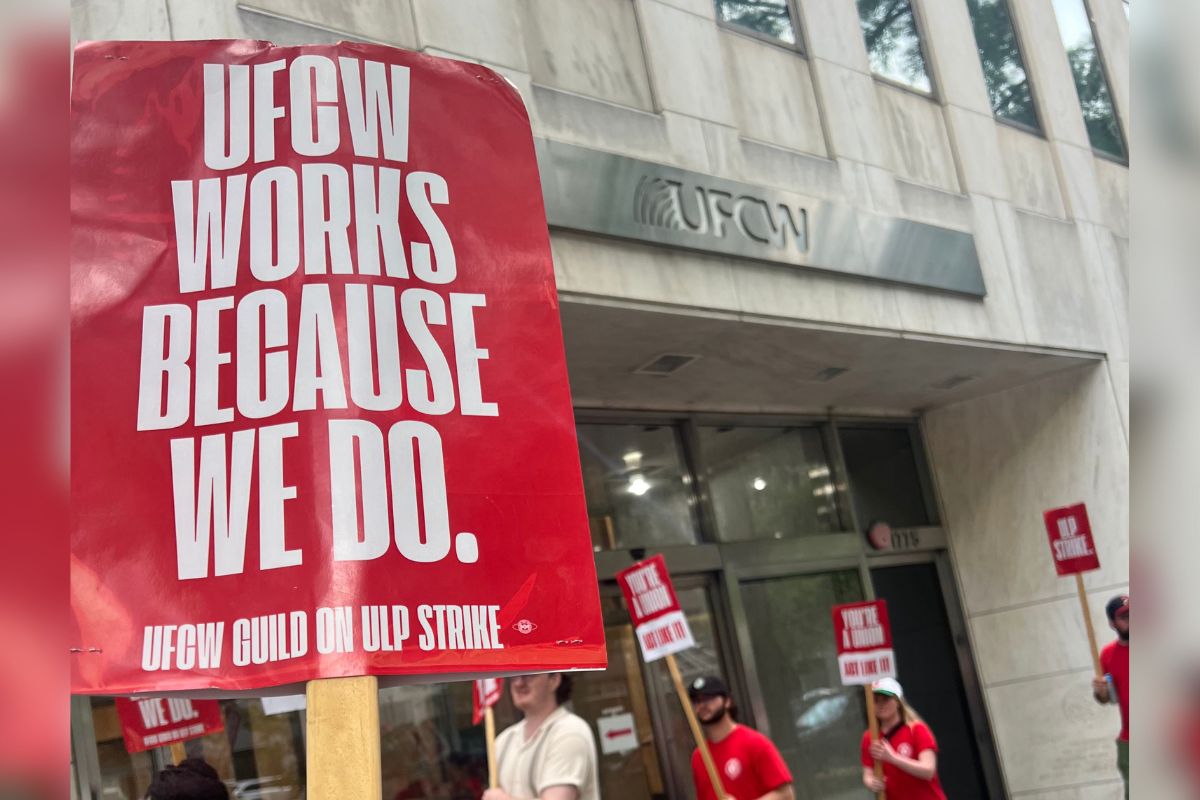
[71,0,1130,798]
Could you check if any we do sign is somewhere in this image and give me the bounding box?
[70,40,605,694]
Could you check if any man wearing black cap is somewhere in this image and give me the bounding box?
[1091,594,1129,798]
[687,675,794,800]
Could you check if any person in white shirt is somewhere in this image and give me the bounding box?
[482,673,599,800]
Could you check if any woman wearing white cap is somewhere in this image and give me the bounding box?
[859,677,947,799]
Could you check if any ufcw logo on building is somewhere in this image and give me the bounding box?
[633,175,810,253]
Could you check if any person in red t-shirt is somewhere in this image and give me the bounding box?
[859,678,946,800]
[687,675,794,800]
[1091,593,1129,799]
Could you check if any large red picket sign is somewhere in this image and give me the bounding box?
[70,40,605,694]
[115,697,225,753]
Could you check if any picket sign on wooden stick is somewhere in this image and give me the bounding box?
[616,557,720,796]
[832,600,896,800]
[666,654,726,799]
[864,687,886,800]
[485,706,498,789]
[1043,504,1103,677]
[306,676,382,799]
[1075,573,1103,677]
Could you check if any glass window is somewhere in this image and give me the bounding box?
[715,0,798,46]
[88,696,307,800]
[570,594,670,800]
[838,426,934,529]
[856,0,933,92]
[964,0,1040,129]
[379,682,489,799]
[697,425,841,541]
[577,423,700,550]
[740,570,866,799]
[1051,0,1127,159]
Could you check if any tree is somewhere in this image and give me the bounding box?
[854,0,930,90]
[964,0,1039,128]
[715,0,797,44]
[1066,44,1127,158]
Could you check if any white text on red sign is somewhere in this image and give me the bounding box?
[1053,516,1095,560]
[839,605,886,650]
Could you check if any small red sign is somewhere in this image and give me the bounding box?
[616,555,695,663]
[472,678,503,725]
[115,697,224,753]
[1043,503,1101,575]
[832,600,896,686]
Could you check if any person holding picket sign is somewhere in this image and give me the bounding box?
[483,673,599,800]
[688,675,795,800]
[860,678,947,799]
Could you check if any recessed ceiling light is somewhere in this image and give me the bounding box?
[932,374,976,390]
[633,353,700,376]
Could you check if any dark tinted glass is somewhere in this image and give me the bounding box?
[856,0,932,92]
[715,0,797,45]
[838,426,933,529]
[965,0,1040,129]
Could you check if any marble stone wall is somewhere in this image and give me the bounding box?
[924,363,1128,798]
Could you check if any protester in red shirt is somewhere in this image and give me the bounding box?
[687,675,794,800]
[1091,594,1129,799]
[859,678,946,800]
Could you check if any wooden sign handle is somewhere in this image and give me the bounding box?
[306,676,382,799]
[666,654,726,799]
[168,742,186,765]
[865,687,886,800]
[485,705,498,789]
[1075,573,1103,677]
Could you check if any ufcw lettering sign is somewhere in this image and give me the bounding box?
[617,555,696,663]
[633,175,809,253]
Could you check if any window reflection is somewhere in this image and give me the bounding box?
[715,0,798,46]
[965,0,1040,129]
[379,683,487,800]
[740,571,865,799]
[1051,0,1126,158]
[577,423,700,550]
[698,426,840,541]
[856,0,932,92]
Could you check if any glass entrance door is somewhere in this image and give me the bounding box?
[570,580,729,800]
[737,569,867,800]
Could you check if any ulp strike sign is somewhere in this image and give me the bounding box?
[1042,503,1101,575]
[70,40,605,694]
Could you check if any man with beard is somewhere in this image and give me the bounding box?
[687,675,794,800]
[1091,594,1130,798]
[483,673,598,800]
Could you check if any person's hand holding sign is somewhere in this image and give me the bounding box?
[868,737,898,764]
[862,770,886,793]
